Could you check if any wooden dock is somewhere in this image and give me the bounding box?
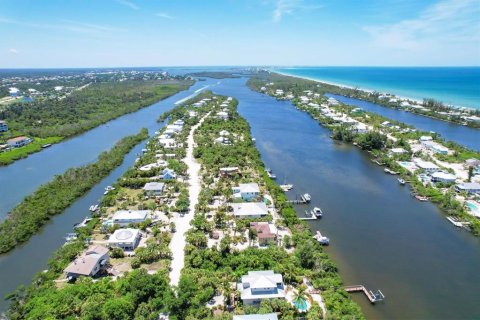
[287,199,307,204]
[344,285,385,303]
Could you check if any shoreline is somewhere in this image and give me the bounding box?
[274,70,478,112]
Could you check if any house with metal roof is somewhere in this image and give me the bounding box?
[232,183,260,200]
[231,202,268,219]
[64,245,109,279]
[237,270,286,305]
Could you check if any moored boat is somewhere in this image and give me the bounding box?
[398,178,406,185]
[313,231,329,245]
[312,207,323,217]
[302,193,311,203]
[280,184,293,192]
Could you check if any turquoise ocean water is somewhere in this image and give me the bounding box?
[276,67,480,110]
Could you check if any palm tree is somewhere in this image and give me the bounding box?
[293,284,309,310]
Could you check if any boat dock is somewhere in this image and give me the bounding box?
[299,211,318,220]
[344,285,385,303]
[287,193,311,204]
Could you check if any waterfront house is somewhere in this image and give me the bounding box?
[419,136,433,142]
[217,111,229,120]
[354,123,368,134]
[455,182,480,195]
[8,87,19,96]
[413,158,440,173]
[188,110,197,118]
[64,245,109,279]
[327,97,339,106]
[421,140,449,155]
[7,136,32,148]
[465,159,480,170]
[389,147,407,156]
[0,120,8,132]
[233,314,278,320]
[108,228,141,251]
[250,222,277,246]
[232,183,260,200]
[232,202,268,219]
[112,210,149,226]
[237,270,286,305]
[431,172,456,184]
[159,168,177,180]
[143,182,165,196]
[381,121,391,128]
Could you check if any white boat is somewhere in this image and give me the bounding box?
[312,207,323,217]
[398,178,406,185]
[105,186,115,191]
[104,190,109,195]
[313,231,329,245]
[265,168,277,179]
[89,204,99,212]
[302,193,311,203]
[280,184,293,192]
[65,233,78,242]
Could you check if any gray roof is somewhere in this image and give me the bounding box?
[143,182,165,191]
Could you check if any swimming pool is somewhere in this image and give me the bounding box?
[466,201,480,217]
[293,297,308,312]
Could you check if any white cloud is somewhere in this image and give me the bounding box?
[114,0,139,10]
[156,12,174,20]
[363,0,480,50]
[271,0,322,22]
[8,48,18,54]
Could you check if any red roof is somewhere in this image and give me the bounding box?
[7,136,29,143]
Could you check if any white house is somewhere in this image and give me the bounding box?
[419,136,433,142]
[112,210,149,226]
[431,172,456,184]
[237,270,286,305]
[159,138,177,149]
[64,245,109,279]
[217,111,229,120]
[231,202,268,219]
[232,183,260,200]
[0,120,8,132]
[455,182,480,194]
[7,136,32,148]
[389,147,407,156]
[108,228,141,251]
[143,182,165,196]
[421,140,449,155]
[413,158,440,173]
[354,123,368,134]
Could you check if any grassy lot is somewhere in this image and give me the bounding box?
[0,136,62,165]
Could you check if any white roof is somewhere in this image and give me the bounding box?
[413,158,439,170]
[109,228,140,244]
[238,183,260,193]
[112,210,149,221]
[232,202,268,217]
[432,172,456,180]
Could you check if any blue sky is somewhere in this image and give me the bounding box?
[0,0,479,67]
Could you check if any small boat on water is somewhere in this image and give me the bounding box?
[265,168,277,179]
[302,193,311,203]
[89,204,99,212]
[415,195,428,201]
[74,217,92,229]
[41,143,52,148]
[280,184,293,192]
[312,207,323,218]
[105,186,115,191]
[252,137,256,142]
[65,233,78,243]
[398,178,406,185]
[313,231,329,245]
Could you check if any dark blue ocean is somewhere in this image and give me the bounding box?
[276,67,480,110]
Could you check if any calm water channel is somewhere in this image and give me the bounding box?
[214,78,480,319]
[326,93,480,151]
[1,75,479,319]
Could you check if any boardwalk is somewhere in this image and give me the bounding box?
[168,112,210,286]
[344,285,385,303]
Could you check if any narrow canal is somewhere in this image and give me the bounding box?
[0,78,217,219]
[213,77,480,319]
[326,93,480,151]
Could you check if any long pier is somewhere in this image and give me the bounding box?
[287,199,307,204]
[344,285,385,303]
